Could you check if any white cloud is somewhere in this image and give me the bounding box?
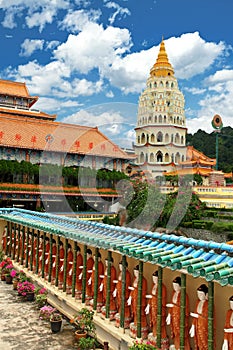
[53,23,132,74]
[1,0,70,31]
[106,90,114,98]
[34,97,81,112]
[62,109,125,127]
[167,32,225,79]
[104,1,131,24]
[20,39,44,57]
[60,9,101,32]
[184,87,206,95]
[45,40,60,50]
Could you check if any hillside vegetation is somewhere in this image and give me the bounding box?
[186,126,233,173]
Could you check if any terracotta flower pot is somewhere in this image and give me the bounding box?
[75,330,87,340]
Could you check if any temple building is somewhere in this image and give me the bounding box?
[0,79,132,171]
[134,39,187,178]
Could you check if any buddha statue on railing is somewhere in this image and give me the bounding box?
[145,271,169,350]
[89,252,104,312]
[75,245,83,299]
[223,295,233,350]
[101,257,117,320]
[85,248,94,305]
[128,264,148,339]
[166,276,190,350]
[66,243,74,294]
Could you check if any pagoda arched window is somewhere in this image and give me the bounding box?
[175,133,180,144]
[148,116,152,123]
[140,152,145,163]
[170,116,173,123]
[150,153,155,162]
[151,133,155,143]
[159,115,162,123]
[164,115,167,123]
[166,81,169,88]
[137,136,140,144]
[171,153,174,162]
[154,82,157,88]
[160,81,163,87]
[165,153,169,162]
[157,132,163,142]
[154,115,157,123]
[171,134,174,143]
[171,82,174,88]
[181,135,184,144]
[165,133,169,143]
[156,151,163,162]
[182,155,185,162]
[175,152,181,163]
[141,133,146,144]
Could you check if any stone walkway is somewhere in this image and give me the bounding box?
[0,280,78,350]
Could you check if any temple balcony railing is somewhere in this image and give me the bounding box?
[1,208,233,349]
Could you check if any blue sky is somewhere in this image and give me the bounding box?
[1,0,233,148]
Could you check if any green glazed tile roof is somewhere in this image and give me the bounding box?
[1,208,233,286]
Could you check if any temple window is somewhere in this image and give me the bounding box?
[171,134,174,143]
[175,152,181,163]
[154,115,157,123]
[151,133,155,143]
[160,81,163,87]
[165,153,169,162]
[165,133,169,143]
[181,136,184,144]
[150,153,155,162]
[175,133,180,144]
[141,133,146,143]
[156,151,163,162]
[159,115,162,123]
[137,136,140,144]
[157,131,163,142]
[140,152,145,163]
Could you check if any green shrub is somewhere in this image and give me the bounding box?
[211,222,233,233]
[181,222,193,228]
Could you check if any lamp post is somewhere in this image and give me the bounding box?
[211,114,223,171]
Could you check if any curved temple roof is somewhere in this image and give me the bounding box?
[1,208,233,286]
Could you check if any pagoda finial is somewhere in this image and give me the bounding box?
[150,38,174,77]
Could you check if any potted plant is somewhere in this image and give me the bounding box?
[50,312,63,333]
[17,280,35,301]
[4,263,14,284]
[35,287,48,308]
[77,336,96,350]
[0,257,12,280]
[10,269,20,290]
[70,307,95,340]
[129,340,159,350]
[39,305,56,321]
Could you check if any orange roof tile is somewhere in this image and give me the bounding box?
[0,113,132,159]
[0,79,38,102]
[185,146,216,164]
[164,167,212,177]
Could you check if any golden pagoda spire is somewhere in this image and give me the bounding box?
[150,38,174,77]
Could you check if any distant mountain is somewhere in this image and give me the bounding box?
[186,126,233,173]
